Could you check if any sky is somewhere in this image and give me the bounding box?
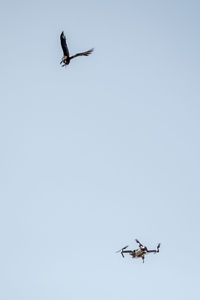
[0,0,200,299]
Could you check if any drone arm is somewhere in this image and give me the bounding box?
[122,250,133,254]
[146,249,157,253]
[147,244,160,253]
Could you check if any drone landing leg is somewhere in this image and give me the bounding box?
[142,255,145,263]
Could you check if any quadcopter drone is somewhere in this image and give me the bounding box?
[116,239,161,263]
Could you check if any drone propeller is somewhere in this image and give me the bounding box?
[116,245,129,257]
[115,245,129,253]
[135,239,143,247]
[153,243,161,254]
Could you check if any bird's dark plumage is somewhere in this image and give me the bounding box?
[70,49,94,59]
[60,31,69,58]
[60,31,94,67]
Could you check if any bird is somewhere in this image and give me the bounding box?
[60,31,94,67]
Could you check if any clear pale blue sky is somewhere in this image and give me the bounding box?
[0,0,200,299]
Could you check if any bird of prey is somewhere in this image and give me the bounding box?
[60,31,94,67]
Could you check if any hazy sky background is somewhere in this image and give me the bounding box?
[0,0,200,299]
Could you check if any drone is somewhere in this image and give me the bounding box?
[116,239,161,263]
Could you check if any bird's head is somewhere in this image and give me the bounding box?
[62,56,69,65]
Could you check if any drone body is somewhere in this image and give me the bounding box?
[60,31,94,67]
[116,239,161,263]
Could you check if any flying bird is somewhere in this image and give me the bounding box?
[60,31,94,67]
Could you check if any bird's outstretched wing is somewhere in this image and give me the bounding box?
[60,31,69,57]
[70,48,94,60]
